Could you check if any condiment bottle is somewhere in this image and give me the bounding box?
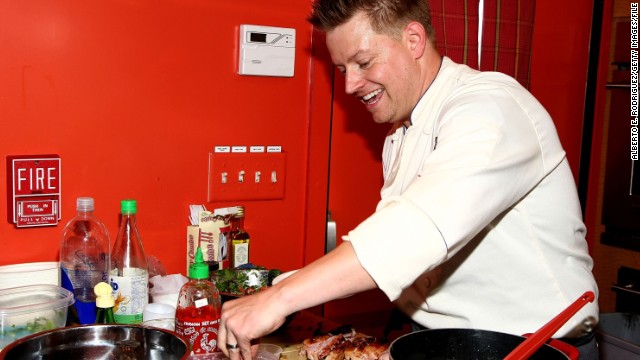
[94,282,116,324]
[60,197,110,324]
[110,199,149,324]
[230,206,250,268]
[217,209,235,270]
[175,247,222,354]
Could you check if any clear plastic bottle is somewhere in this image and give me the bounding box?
[60,197,110,324]
[110,199,149,324]
[230,206,250,268]
[94,282,116,324]
[175,247,222,354]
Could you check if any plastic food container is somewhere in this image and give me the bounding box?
[0,262,60,290]
[255,343,283,359]
[0,284,74,350]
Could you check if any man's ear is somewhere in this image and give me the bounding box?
[404,21,427,59]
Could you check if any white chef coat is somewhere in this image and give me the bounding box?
[345,57,599,338]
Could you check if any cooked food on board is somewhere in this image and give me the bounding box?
[299,327,389,360]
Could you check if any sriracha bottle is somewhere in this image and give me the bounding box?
[175,247,222,354]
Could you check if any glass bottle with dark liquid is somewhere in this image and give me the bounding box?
[230,206,250,268]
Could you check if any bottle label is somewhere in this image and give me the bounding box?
[175,305,220,354]
[195,298,209,308]
[62,267,99,301]
[232,241,249,268]
[110,269,148,324]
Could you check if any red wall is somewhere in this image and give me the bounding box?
[0,0,323,275]
[530,0,594,181]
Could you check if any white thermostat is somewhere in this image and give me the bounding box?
[238,24,296,77]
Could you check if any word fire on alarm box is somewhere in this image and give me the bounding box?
[7,155,61,228]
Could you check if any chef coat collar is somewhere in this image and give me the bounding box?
[408,56,448,128]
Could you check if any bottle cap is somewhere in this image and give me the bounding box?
[94,282,115,308]
[77,197,95,212]
[121,199,137,214]
[189,247,210,280]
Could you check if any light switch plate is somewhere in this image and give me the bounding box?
[208,152,286,202]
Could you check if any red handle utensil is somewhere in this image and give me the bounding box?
[503,291,595,360]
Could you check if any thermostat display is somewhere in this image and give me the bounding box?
[249,32,267,43]
[238,24,296,77]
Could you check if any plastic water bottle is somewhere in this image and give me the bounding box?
[60,197,110,324]
[110,199,149,324]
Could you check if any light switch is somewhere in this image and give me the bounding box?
[208,152,286,201]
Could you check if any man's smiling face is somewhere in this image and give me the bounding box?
[326,11,424,124]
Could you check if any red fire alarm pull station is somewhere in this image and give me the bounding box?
[6,155,62,228]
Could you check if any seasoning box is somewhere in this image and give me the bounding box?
[186,208,235,274]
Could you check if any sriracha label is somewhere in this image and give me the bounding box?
[175,305,221,354]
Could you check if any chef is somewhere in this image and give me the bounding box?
[218,0,600,359]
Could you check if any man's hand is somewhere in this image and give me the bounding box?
[218,287,287,359]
